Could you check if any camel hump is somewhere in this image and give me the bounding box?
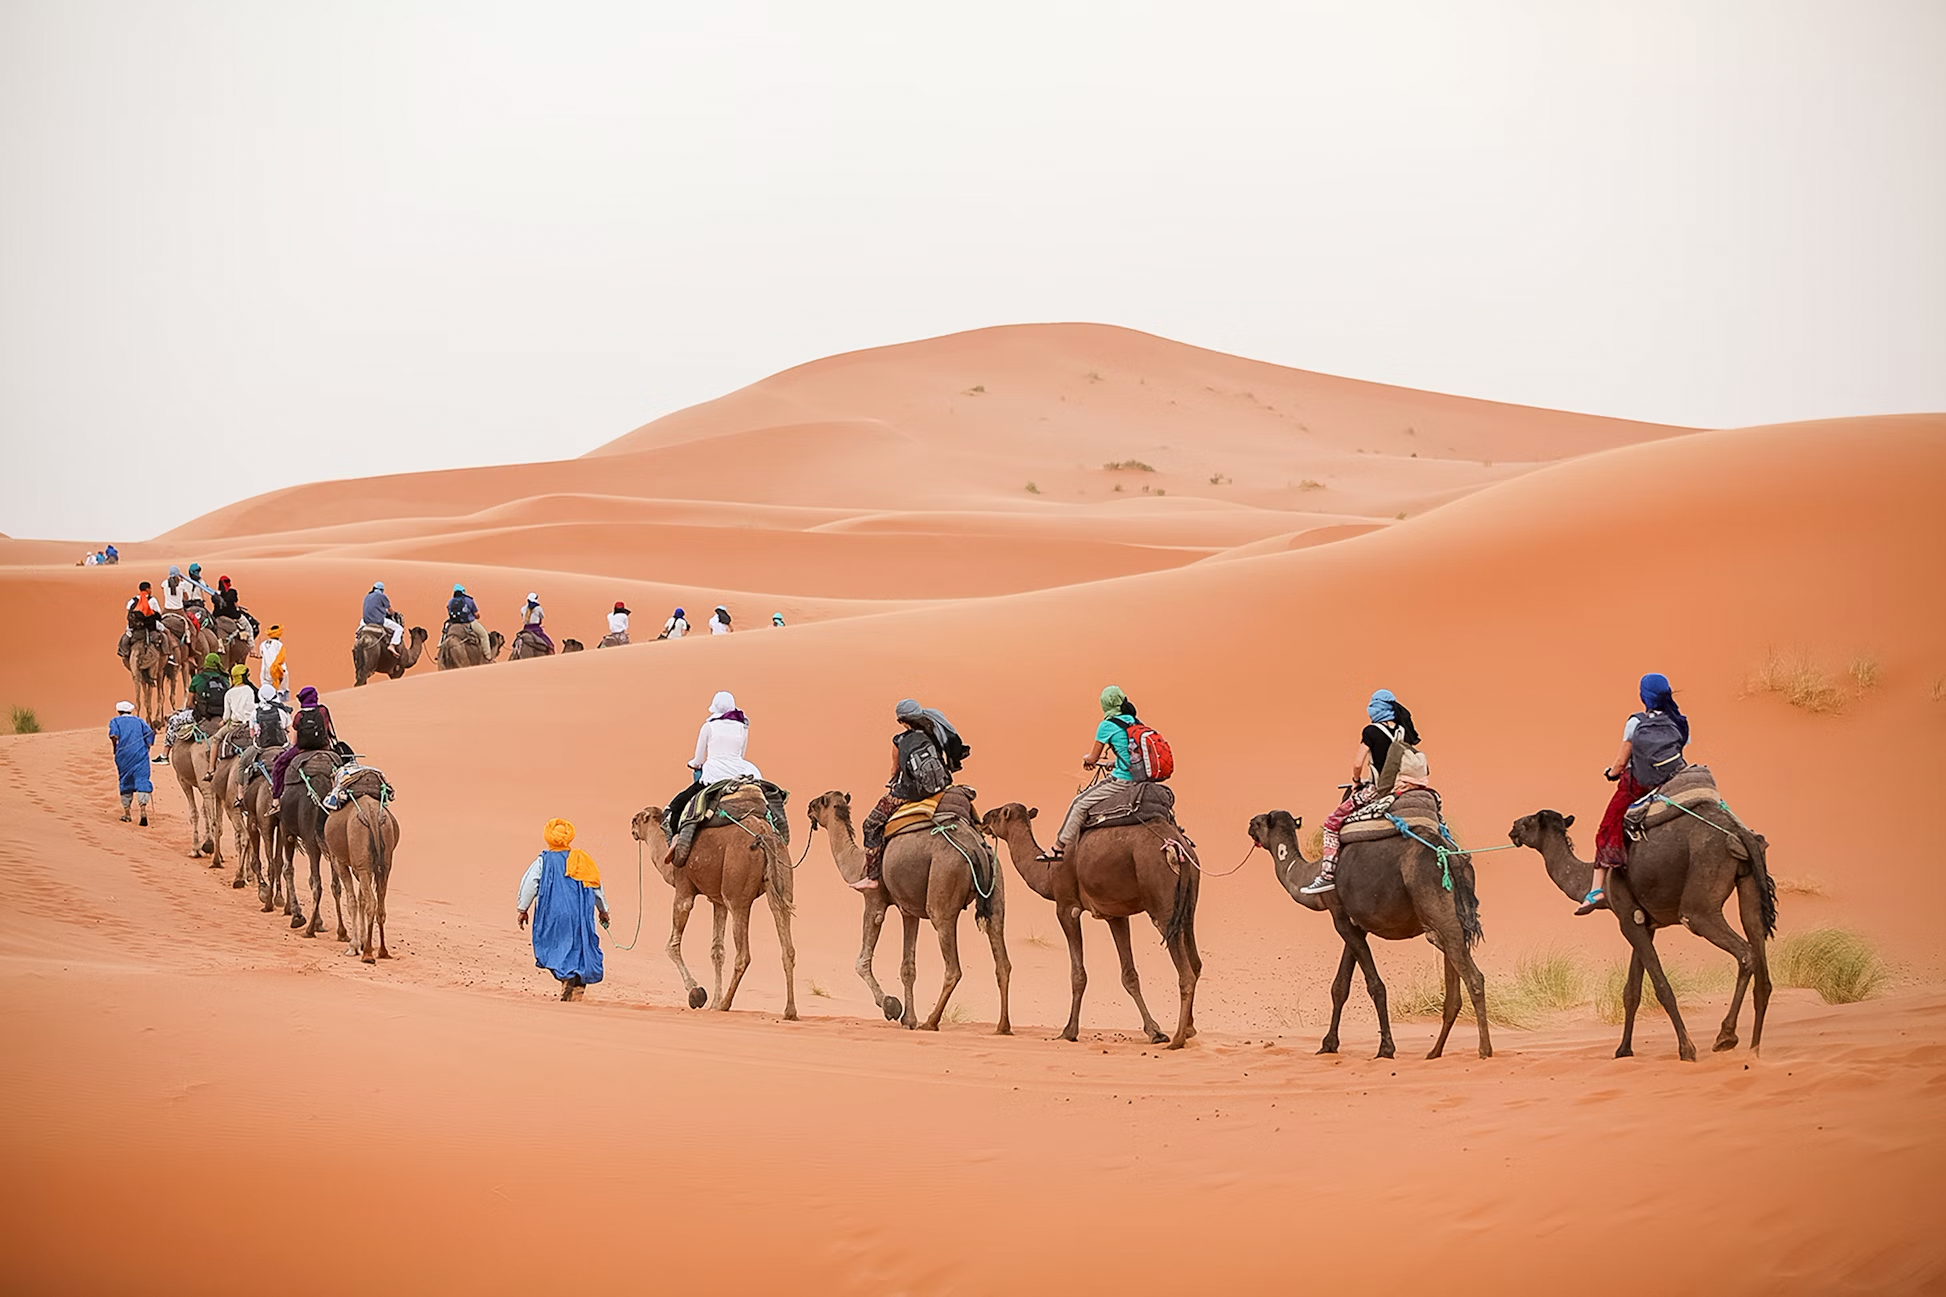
[1624,764,1728,838]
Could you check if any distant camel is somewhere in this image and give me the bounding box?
[982,801,1201,1049]
[277,749,348,940]
[1249,809,1491,1060]
[806,790,1011,1033]
[507,628,554,661]
[436,624,504,670]
[629,790,797,1019]
[1509,806,1776,1060]
[352,624,428,685]
[562,638,584,653]
[325,791,400,963]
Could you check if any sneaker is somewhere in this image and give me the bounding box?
[119,813,131,823]
[1573,889,1606,916]
[1299,870,1336,895]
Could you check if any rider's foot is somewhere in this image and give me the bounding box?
[1574,888,1606,916]
[119,813,131,823]
[1034,848,1064,864]
[138,815,148,827]
[850,876,880,891]
[1299,869,1336,895]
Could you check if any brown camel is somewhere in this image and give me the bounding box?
[1509,807,1776,1060]
[324,793,400,963]
[126,631,168,726]
[628,793,797,1019]
[166,723,222,861]
[596,632,628,649]
[1249,810,1491,1060]
[436,624,504,669]
[210,614,255,671]
[277,749,349,940]
[204,724,253,888]
[235,746,285,911]
[805,791,1011,1033]
[352,624,429,686]
[155,613,200,714]
[562,638,584,653]
[507,628,554,661]
[982,801,1201,1049]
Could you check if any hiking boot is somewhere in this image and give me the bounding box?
[1574,889,1607,916]
[138,815,148,827]
[1299,868,1336,895]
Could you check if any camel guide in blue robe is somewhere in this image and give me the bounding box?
[108,701,155,825]
[516,818,610,1001]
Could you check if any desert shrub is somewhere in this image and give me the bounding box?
[964,384,985,394]
[1024,482,1040,495]
[808,979,831,998]
[1509,948,1589,1013]
[1749,650,1846,713]
[1774,928,1888,1004]
[1595,958,1732,1024]
[8,705,39,735]
[1209,472,1230,485]
[1103,459,1155,472]
[1849,655,1880,690]
[1297,479,1324,490]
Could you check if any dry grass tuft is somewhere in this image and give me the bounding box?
[1774,928,1888,1004]
[1021,930,1052,948]
[1297,479,1325,491]
[7,705,39,735]
[963,384,986,395]
[1595,959,1732,1024]
[1749,649,1846,713]
[1849,655,1881,691]
[1208,472,1231,485]
[1023,481,1040,495]
[1299,825,1324,861]
[944,1003,972,1025]
[1932,677,1946,704]
[808,979,831,998]
[1104,459,1155,472]
[1392,948,1589,1029]
[1773,875,1827,898]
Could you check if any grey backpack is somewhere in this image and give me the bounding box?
[1628,711,1688,788]
[894,728,952,800]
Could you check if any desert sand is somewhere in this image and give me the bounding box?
[3,324,1943,1295]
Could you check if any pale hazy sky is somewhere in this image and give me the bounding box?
[4,1,1942,541]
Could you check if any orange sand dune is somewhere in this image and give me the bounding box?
[1,325,1940,1297]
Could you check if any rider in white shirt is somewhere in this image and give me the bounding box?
[606,602,630,644]
[659,608,688,640]
[708,606,733,635]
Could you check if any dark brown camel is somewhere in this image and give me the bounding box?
[806,791,1011,1033]
[210,614,255,671]
[1249,810,1491,1059]
[982,802,1201,1049]
[324,794,400,963]
[561,638,584,653]
[436,624,504,670]
[125,630,168,726]
[1509,807,1776,1060]
[235,746,285,912]
[276,749,348,940]
[629,795,797,1018]
[352,625,428,685]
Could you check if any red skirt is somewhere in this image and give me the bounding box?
[1595,769,1646,869]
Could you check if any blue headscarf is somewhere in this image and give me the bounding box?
[1367,689,1396,723]
[1638,673,1690,743]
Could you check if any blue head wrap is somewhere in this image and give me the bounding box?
[1367,689,1397,723]
[1638,673,1690,742]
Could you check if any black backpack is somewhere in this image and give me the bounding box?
[894,728,952,800]
[256,703,287,747]
[294,708,328,749]
[195,674,228,720]
[1628,711,1688,788]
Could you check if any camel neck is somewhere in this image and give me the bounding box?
[822,814,867,885]
[1264,823,1329,912]
[1538,830,1594,901]
[994,822,1057,900]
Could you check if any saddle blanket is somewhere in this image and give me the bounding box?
[1624,764,1726,838]
[679,778,791,843]
[1339,788,1446,844]
[1081,779,1177,832]
[321,763,393,811]
[885,785,980,841]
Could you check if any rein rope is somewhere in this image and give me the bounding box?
[932,821,994,899]
[1386,818,1523,892]
[1649,793,1743,839]
[1199,838,1260,878]
[604,840,647,951]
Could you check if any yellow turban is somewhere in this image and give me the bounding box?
[543,818,575,850]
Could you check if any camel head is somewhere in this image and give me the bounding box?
[805,790,853,834]
[630,807,666,845]
[1508,809,1574,851]
[487,629,506,660]
[980,803,1038,842]
[562,639,584,653]
[1247,809,1303,853]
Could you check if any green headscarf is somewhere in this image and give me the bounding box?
[204,652,222,670]
[1100,685,1127,716]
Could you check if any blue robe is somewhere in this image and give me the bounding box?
[532,849,603,984]
[109,715,155,794]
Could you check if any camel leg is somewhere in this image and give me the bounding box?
[1686,906,1754,1052]
[665,892,705,1008]
[1107,916,1167,1044]
[717,904,754,1011]
[327,846,349,944]
[854,897,898,1019]
[898,911,922,1031]
[1616,905,1696,1061]
[1163,928,1198,1051]
[709,903,728,1008]
[985,893,1012,1037]
[1320,942,1357,1055]
[1449,940,1493,1060]
[302,834,326,938]
[1737,875,1773,1053]
[373,842,392,960]
[768,892,798,1021]
[1056,906,1086,1042]
[1427,950,1462,1060]
[1617,949,1646,1058]
[1344,926,1395,1060]
[920,914,963,1031]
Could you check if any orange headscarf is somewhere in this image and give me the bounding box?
[543,819,601,887]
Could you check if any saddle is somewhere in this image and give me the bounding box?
[1624,764,1727,839]
[1338,788,1446,845]
[321,762,393,811]
[1080,780,1178,833]
[675,779,791,840]
[884,785,981,842]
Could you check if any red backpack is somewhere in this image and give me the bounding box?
[1113,716,1175,782]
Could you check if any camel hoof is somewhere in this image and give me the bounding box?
[201,841,215,854]
[1166,1037,1186,1051]
[1426,1047,1444,1060]
[377,950,392,960]
[230,879,245,889]
[361,954,376,965]
[1615,1045,1633,1058]
[1713,1035,1738,1052]
[994,1025,1013,1036]
[1376,1045,1397,1060]
[1059,1028,1080,1043]
[1317,1041,1339,1055]
[1148,1030,1169,1045]
[882,997,902,1020]
[1478,1045,1493,1059]
[783,1010,798,1021]
[687,987,708,1009]
[260,904,274,913]
[902,1019,917,1031]
[1678,1042,1698,1062]
[289,915,305,929]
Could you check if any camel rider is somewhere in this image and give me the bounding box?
[518,592,554,652]
[161,566,195,626]
[254,683,291,745]
[659,691,766,864]
[853,699,968,891]
[216,663,257,760]
[606,601,631,645]
[1041,686,1141,863]
[445,584,491,657]
[708,606,733,635]
[658,607,688,640]
[517,819,610,1001]
[183,563,215,622]
[269,685,341,799]
[104,544,119,564]
[213,575,251,630]
[126,582,160,636]
[166,652,228,754]
[1301,689,1424,895]
[258,624,288,703]
[771,612,785,628]
[361,580,404,648]
[1580,673,1693,915]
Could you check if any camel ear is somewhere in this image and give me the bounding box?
[1563,813,1576,828]
[1028,806,1039,820]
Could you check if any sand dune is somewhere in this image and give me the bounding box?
[1,321,1940,1295]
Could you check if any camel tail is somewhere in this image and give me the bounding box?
[1162,838,1196,948]
[1450,853,1485,950]
[1738,822,1778,940]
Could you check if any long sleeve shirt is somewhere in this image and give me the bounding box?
[518,855,608,911]
[222,684,257,724]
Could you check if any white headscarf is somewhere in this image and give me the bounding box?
[115,700,134,713]
[709,690,738,719]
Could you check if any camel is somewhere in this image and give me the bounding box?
[277,749,349,940]
[436,624,504,669]
[1509,807,1776,1060]
[210,614,255,671]
[805,791,1011,1033]
[166,723,222,861]
[126,630,168,726]
[628,791,797,1019]
[236,746,285,910]
[507,628,554,661]
[596,632,628,649]
[1249,810,1491,1060]
[203,724,253,888]
[324,792,400,963]
[352,624,429,686]
[562,638,584,653]
[982,801,1201,1049]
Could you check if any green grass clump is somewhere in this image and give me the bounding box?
[8,705,39,735]
[1508,947,1589,1014]
[1774,928,1889,1004]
